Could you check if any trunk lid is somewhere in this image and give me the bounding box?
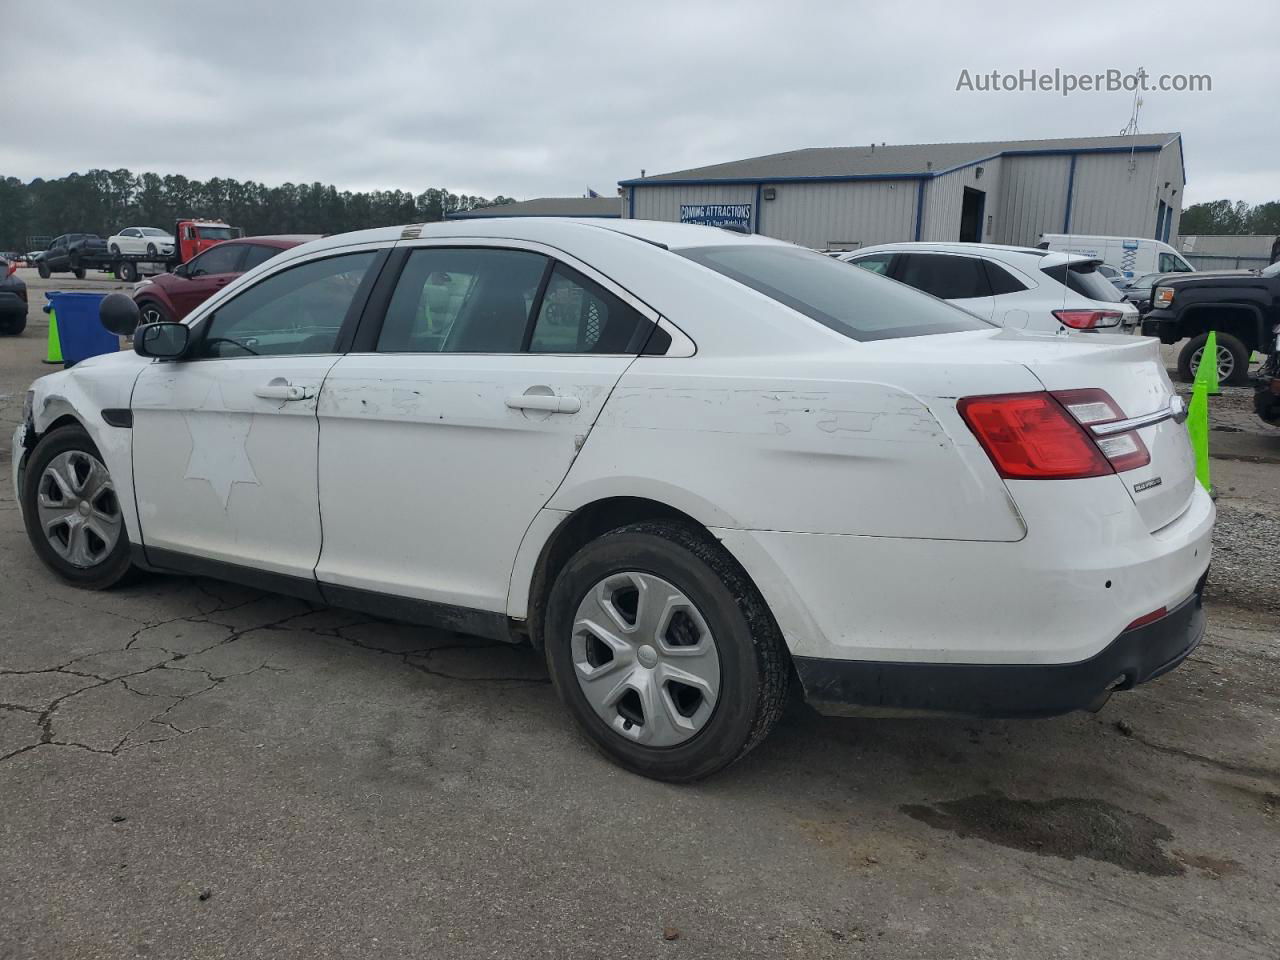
[1007,332,1196,531]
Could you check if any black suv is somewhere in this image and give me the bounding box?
[0,256,28,335]
[1142,261,1280,386]
[38,233,108,279]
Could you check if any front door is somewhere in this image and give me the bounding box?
[168,242,247,319]
[315,243,655,615]
[131,248,382,586]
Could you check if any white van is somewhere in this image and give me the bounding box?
[1038,234,1194,281]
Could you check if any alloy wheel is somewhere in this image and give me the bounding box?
[1190,343,1235,382]
[571,572,721,747]
[36,451,122,568]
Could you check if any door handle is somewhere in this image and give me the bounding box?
[254,381,315,402]
[505,393,581,414]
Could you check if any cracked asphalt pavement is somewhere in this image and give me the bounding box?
[2,286,1279,959]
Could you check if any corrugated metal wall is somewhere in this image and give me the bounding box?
[920,158,1003,242]
[760,181,916,248]
[991,155,1071,246]
[1067,152,1158,238]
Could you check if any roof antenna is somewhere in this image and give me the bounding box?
[1120,93,1143,172]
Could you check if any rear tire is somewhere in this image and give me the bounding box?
[21,426,137,590]
[72,266,86,280]
[109,244,121,255]
[1178,332,1250,387]
[0,313,27,336]
[544,520,789,781]
[37,260,50,279]
[146,243,158,257]
[118,260,138,283]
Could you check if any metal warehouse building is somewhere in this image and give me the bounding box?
[620,133,1185,251]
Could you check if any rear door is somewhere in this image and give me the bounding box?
[314,240,658,614]
[169,242,247,319]
[892,252,996,320]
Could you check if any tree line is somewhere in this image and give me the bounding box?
[1179,199,1280,236]
[0,169,517,250]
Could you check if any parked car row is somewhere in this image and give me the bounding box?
[12,218,1212,781]
[0,255,27,335]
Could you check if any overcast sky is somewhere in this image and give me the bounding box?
[3,1,1275,206]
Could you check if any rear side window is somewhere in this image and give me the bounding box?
[984,262,1027,296]
[1042,262,1124,302]
[529,264,650,354]
[896,253,992,299]
[1159,252,1192,272]
[678,244,993,341]
[377,247,547,353]
[242,245,281,270]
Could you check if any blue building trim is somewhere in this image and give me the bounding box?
[1062,154,1077,233]
[914,180,926,241]
[753,183,763,233]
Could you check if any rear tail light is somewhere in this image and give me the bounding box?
[4,262,15,278]
[957,392,1112,479]
[1052,309,1124,330]
[958,388,1150,480]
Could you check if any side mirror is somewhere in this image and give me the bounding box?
[134,322,190,359]
[173,262,190,278]
[99,293,140,336]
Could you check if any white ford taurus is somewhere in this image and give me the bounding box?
[12,218,1213,781]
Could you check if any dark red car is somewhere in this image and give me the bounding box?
[132,235,318,324]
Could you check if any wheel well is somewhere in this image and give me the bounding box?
[1180,305,1263,351]
[42,414,83,436]
[525,497,707,650]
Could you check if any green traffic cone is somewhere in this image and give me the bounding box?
[1195,330,1221,396]
[1186,379,1211,493]
[43,310,63,364]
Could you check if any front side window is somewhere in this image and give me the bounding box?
[377,247,547,353]
[529,264,650,354]
[847,253,894,276]
[188,244,244,277]
[678,244,993,341]
[896,254,993,300]
[195,251,376,358]
[1159,252,1192,272]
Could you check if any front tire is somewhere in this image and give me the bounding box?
[544,521,789,781]
[1178,332,1250,386]
[137,299,172,326]
[21,426,136,590]
[146,243,158,257]
[37,260,50,279]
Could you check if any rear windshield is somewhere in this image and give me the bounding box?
[677,244,993,341]
[1041,262,1124,302]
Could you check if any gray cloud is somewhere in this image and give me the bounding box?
[3,0,1274,205]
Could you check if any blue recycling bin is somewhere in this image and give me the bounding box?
[43,292,119,367]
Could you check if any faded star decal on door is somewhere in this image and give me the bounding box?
[183,379,260,508]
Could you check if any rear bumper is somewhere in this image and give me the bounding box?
[794,579,1206,718]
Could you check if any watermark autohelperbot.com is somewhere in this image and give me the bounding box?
[956,67,1211,96]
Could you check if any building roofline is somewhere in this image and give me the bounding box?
[619,140,1174,188]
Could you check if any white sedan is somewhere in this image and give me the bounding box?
[12,219,1212,781]
[106,226,175,258]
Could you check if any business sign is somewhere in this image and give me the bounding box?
[679,203,752,231]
